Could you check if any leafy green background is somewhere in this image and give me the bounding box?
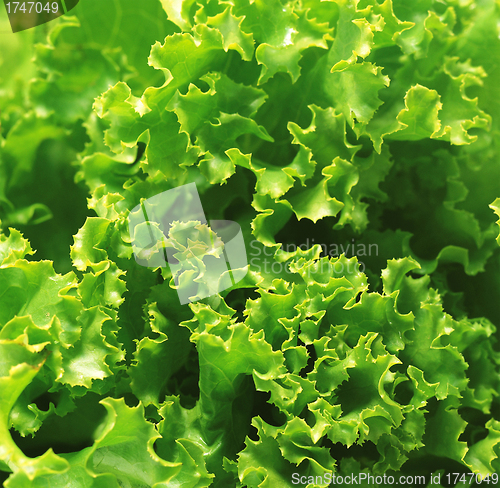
[1,0,500,486]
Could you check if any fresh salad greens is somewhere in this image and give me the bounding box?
[1,0,500,486]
